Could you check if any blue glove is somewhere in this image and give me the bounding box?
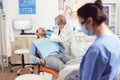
[45,30,52,37]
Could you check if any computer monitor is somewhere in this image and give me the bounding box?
[13,19,34,35]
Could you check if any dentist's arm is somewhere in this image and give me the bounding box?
[45,29,64,42]
[50,25,73,42]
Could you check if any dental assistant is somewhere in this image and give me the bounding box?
[77,0,120,80]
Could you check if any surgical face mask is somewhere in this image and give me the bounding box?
[80,19,93,36]
[81,25,93,36]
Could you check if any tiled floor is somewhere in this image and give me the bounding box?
[0,65,53,80]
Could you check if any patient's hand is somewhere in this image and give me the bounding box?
[39,59,45,65]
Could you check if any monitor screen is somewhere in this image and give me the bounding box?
[13,19,32,30]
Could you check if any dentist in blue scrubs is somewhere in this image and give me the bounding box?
[77,0,120,80]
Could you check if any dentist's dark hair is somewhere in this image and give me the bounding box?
[77,0,107,26]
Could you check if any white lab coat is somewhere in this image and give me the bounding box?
[50,23,73,56]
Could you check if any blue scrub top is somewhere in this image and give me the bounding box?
[78,34,120,80]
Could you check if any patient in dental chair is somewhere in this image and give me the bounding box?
[29,27,71,72]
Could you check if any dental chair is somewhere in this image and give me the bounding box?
[35,53,59,78]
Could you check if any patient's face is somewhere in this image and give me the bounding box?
[37,28,45,36]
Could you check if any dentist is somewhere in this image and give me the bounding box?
[49,15,73,57]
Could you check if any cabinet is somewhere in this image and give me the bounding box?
[11,35,36,64]
[103,3,117,34]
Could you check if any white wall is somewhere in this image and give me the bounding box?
[3,0,58,35]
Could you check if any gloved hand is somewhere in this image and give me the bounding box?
[45,30,52,37]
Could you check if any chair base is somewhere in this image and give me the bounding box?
[10,65,34,75]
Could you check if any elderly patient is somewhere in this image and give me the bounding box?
[29,27,71,71]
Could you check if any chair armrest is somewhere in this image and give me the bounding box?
[41,65,59,78]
